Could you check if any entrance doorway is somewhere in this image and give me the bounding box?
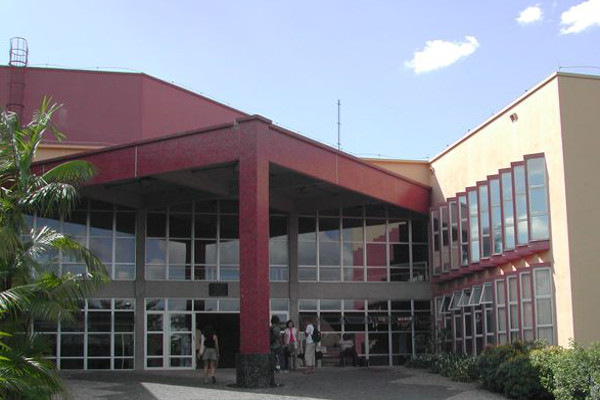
[196,313,240,368]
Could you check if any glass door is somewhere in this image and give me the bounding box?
[145,299,194,369]
[168,312,193,368]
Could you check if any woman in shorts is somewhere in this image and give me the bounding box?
[199,325,219,383]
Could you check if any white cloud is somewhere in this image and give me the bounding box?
[516,5,543,24]
[404,36,480,74]
[560,0,600,34]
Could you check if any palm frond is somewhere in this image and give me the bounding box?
[0,284,37,317]
[42,160,96,186]
[21,181,80,218]
[0,334,64,399]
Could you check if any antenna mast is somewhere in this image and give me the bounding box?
[337,99,341,150]
[7,37,28,117]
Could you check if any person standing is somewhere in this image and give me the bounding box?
[270,315,284,372]
[283,319,298,372]
[338,333,358,367]
[199,325,219,383]
[304,317,316,374]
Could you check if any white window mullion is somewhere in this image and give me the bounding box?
[408,218,414,281]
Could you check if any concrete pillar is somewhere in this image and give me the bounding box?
[134,209,146,370]
[236,121,273,387]
[288,212,300,325]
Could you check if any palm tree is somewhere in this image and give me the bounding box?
[0,98,107,399]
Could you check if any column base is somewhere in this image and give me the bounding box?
[235,353,275,388]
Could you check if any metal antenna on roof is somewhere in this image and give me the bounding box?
[7,37,28,117]
[337,99,341,150]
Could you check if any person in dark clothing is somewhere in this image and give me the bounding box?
[270,315,284,372]
[199,325,219,383]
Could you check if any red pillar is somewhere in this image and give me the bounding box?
[238,120,270,355]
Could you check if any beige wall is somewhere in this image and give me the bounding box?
[365,158,431,186]
[557,74,600,345]
[36,144,102,162]
[429,74,575,346]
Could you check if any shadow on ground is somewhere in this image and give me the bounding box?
[61,367,482,400]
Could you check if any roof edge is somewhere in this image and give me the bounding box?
[35,115,432,191]
[268,124,431,190]
[361,157,430,164]
[0,64,249,119]
[430,71,600,163]
[430,71,560,163]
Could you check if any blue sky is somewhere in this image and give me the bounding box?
[2,1,599,159]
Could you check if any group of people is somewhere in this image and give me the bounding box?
[195,316,357,384]
[270,315,321,374]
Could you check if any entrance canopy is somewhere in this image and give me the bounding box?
[37,115,431,214]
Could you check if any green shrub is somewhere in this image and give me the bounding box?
[405,353,436,369]
[496,353,552,400]
[530,346,566,395]
[451,354,480,382]
[588,342,600,400]
[478,341,549,397]
[550,342,600,400]
[478,343,522,392]
[406,352,479,382]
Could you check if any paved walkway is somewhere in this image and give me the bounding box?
[61,367,506,400]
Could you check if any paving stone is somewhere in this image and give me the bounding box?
[60,366,505,400]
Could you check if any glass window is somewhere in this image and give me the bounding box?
[319,217,340,242]
[514,166,528,245]
[431,210,441,274]
[388,220,408,243]
[365,219,386,243]
[147,212,167,238]
[440,206,450,271]
[342,218,364,242]
[269,215,288,282]
[298,215,317,279]
[480,283,493,304]
[490,179,503,254]
[502,172,516,250]
[449,201,459,269]
[533,268,554,345]
[169,213,192,238]
[37,298,135,370]
[320,242,341,266]
[527,158,549,240]
[458,196,468,266]
[479,185,491,258]
[469,285,482,306]
[468,191,480,263]
[38,200,137,281]
[194,214,217,238]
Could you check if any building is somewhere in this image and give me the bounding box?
[2,55,599,385]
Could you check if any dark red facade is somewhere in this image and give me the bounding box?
[0,66,247,146]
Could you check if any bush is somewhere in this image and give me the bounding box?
[530,346,567,395]
[406,353,478,382]
[478,343,522,392]
[410,341,600,400]
[588,342,600,400]
[405,353,436,369]
[497,353,552,400]
[451,354,480,382]
[478,341,549,398]
[550,342,600,400]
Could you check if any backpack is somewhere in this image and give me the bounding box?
[311,326,321,343]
